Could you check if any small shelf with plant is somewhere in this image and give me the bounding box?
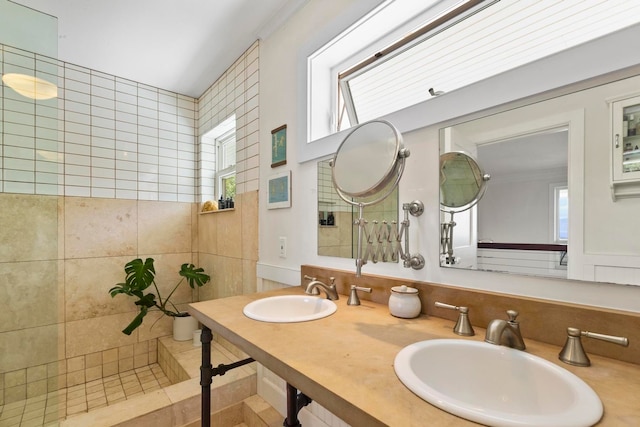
[109,257,210,335]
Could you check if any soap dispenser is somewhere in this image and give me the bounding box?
[327,211,335,226]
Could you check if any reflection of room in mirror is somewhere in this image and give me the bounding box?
[317,160,398,260]
[444,128,569,279]
[477,129,568,245]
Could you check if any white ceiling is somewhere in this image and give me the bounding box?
[11,0,308,98]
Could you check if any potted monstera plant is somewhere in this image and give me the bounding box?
[109,257,210,340]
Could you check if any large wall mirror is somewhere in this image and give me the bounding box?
[317,159,398,260]
[439,70,640,287]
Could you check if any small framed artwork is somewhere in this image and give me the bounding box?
[271,124,287,168]
[267,170,291,209]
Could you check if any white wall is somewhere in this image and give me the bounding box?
[478,169,566,244]
[258,0,640,312]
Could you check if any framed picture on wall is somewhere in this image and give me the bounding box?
[271,124,287,167]
[267,170,291,209]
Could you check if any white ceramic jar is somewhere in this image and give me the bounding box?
[389,285,421,318]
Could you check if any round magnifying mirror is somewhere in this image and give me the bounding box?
[440,151,490,212]
[331,119,408,205]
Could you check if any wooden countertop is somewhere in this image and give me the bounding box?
[189,287,640,427]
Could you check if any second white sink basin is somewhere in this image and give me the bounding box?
[394,339,602,427]
[243,295,337,323]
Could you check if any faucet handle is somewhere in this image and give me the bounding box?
[347,285,372,306]
[434,302,475,336]
[506,309,519,322]
[559,327,629,367]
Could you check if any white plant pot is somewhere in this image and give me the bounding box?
[173,314,199,341]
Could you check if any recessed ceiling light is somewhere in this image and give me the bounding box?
[2,73,58,100]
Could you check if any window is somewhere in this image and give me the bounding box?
[301,0,640,163]
[200,115,236,203]
[305,0,448,143]
[216,130,236,200]
[336,0,640,128]
[554,186,568,242]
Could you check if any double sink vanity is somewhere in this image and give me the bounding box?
[188,65,640,427]
[189,266,640,427]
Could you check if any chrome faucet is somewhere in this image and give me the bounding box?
[304,276,339,300]
[484,310,526,350]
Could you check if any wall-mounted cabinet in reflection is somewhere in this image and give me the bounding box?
[611,94,640,200]
[317,159,398,260]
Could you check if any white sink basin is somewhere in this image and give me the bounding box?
[243,295,337,323]
[394,339,602,427]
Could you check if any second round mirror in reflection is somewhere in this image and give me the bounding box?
[440,151,489,212]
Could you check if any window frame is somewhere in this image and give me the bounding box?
[215,129,236,200]
[337,0,485,129]
[297,3,640,164]
[199,114,235,204]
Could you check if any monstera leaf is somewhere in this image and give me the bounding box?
[109,258,156,298]
[180,263,210,289]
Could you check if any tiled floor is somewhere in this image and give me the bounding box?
[0,364,171,427]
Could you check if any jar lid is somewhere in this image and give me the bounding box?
[391,285,418,294]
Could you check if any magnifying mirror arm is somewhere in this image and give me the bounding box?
[440,211,457,265]
[353,201,424,276]
[329,120,421,276]
[355,203,366,277]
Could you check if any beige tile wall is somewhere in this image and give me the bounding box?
[0,194,199,404]
[318,211,355,258]
[198,190,259,300]
[157,339,190,385]
[318,197,400,260]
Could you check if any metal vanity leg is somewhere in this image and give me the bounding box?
[199,326,254,427]
[200,326,213,427]
[284,383,312,427]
